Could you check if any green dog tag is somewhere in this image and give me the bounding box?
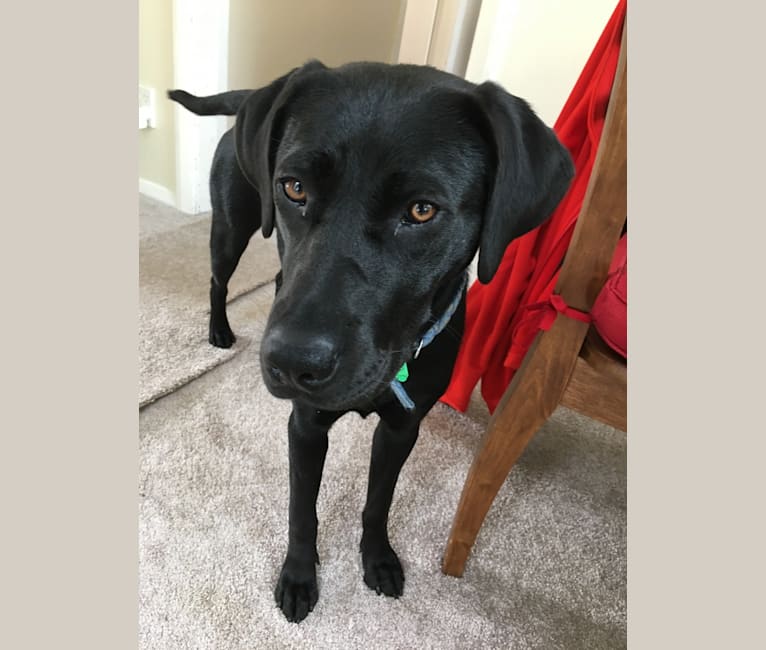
[395,363,409,382]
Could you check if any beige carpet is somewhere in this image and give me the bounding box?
[139,195,280,407]
[139,197,627,649]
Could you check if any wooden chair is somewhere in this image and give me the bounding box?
[442,27,627,578]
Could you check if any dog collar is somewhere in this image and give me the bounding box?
[390,273,468,410]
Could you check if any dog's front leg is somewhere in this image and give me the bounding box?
[275,403,340,623]
[360,417,420,598]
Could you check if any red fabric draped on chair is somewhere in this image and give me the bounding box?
[440,0,627,414]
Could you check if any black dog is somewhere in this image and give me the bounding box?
[168,60,573,623]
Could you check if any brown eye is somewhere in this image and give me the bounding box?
[407,201,438,223]
[282,178,307,203]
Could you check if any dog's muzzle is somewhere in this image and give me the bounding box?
[261,326,341,397]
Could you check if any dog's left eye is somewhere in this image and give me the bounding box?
[405,201,438,224]
[282,178,307,204]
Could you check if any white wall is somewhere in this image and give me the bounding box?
[229,0,406,90]
[466,0,618,125]
[139,0,176,202]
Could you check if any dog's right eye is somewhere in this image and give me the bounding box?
[281,178,307,204]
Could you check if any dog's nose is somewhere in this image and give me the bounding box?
[262,327,340,392]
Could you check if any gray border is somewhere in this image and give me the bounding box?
[1,1,137,648]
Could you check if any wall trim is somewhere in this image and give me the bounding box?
[171,0,230,215]
[139,178,176,207]
[464,0,519,84]
[397,0,439,65]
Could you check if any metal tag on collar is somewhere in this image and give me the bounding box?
[413,338,424,360]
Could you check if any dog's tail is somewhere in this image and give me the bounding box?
[167,89,253,116]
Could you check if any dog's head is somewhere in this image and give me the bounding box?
[234,61,573,410]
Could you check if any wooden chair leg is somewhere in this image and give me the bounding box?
[442,317,588,577]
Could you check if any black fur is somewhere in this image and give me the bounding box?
[167,88,253,116]
[168,61,573,623]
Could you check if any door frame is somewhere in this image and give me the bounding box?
[171,0,230,214]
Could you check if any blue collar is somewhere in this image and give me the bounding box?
[390,273,468,410]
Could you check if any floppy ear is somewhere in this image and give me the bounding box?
[234,60,326,238]
[473,81,575,284]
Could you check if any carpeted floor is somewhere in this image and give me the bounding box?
[139,196,280,407]
[138,195,627,649]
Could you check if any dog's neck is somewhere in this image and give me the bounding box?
[390,272,468,410]
[427,272,469,335]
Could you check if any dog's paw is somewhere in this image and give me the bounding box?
[274,558,318,623]
[209,323,236,349]
[361,538,405,598]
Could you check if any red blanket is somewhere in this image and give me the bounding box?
[440,0,627,413]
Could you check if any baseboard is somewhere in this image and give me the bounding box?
[139,178,176,207]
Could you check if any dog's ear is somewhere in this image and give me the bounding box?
[234,60,326,238]
[472,82,574,284]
